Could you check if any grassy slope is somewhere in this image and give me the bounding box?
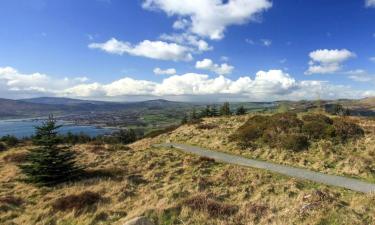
[164,114,375,183]
[0,117,374,224]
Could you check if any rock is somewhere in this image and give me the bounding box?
[122,216,154,225]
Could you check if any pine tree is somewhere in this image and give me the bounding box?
[199,105,211,118]
[19,116,82,186]
[190,108,198,120]
[236,105,246,115]
[181,114,188,124]
[210,105,219,117]
[220,102,231,116]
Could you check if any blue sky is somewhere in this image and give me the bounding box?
[0,0,374,101]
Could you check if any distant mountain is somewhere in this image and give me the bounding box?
[0,97,196,119]
[0,98,64,118]
[20,97,112,105]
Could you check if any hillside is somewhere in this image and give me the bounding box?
[1,113,375,224]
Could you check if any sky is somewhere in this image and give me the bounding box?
[0,0,375,102]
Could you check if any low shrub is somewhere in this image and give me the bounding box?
[145,125,180,138]
[0,142,7,152]
[182,194,238,217]
[52,191,102,215]
[0,135,19,147]
[332,118,364,142]
[231,113,364,151]
[3,151,28,163]
[0,196,23,212]
[0,196,23,206]
[196,123,218,130]
[280,134,309,152]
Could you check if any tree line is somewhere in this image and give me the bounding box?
[181,102,247,124]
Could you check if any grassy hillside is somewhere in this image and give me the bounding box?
[163,114,375,183]
[1,113,375,224]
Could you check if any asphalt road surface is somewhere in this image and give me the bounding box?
[156,142,375,194]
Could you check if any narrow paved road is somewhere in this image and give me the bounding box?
[155,143,375,194]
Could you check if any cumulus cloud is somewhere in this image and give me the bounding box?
[1,66,373,101]
[66,70,297,100]
[153,67,177,75]
[0,66,88,98]
[142,0,272,40]
[159,33,212,52]
[89,38,193,61]
[305,49,356,75]
[366,0,375,7]
[195,58,234,75]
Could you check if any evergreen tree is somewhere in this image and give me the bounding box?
[210,105,219,117]
[190,108,198,120]
[199,105,212,118]
[181,114,188,124]
[236,105,246,115]
[114,129,137,144]
[220,102,231,116]
[19,116,82,186]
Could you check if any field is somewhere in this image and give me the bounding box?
[1,112,375,224]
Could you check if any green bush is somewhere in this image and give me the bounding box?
[0,142,6,152]
[280,134,309,152]
[0,135,19,147]
[332,118,364,142]
[231,113,364,152]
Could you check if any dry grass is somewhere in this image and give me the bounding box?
[164,114,375,182]
[52,191,102,215]
[0,123,374,224]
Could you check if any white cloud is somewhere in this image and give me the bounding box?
[153,67,177,75]
[245,38,255,45]
[370,57,375,62]
[159,33,212,52]
[195,58,234,75]
[260,39,272,47]
[0,66,88,98]
[346,70,375,83]
[142,0,272,40]
[305,49,356,75]
[245,38,272,47]
[89,38,193,61]
[1,66,374,101]
[366,0,375,7]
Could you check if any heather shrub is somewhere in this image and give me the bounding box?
[52,191,102,215]
[0,135,19,147]
[280,134,309,152]
[231,113,364,151]
[332,117,364,142]
[196,123,218,130]
[182,194,238,217]
[0,142,6,152]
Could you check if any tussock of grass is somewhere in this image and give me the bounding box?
[52,191,102,215]
[182,194,239,217]
[2,151,28,164]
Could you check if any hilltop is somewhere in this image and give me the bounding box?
[1,112,375,224]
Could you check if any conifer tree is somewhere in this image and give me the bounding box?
[236,105,246,115]
[220,102,231,116]
[19,116,82,186]
[181,114,188,124]
[190,108,198,120]
[210,105,219,117]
